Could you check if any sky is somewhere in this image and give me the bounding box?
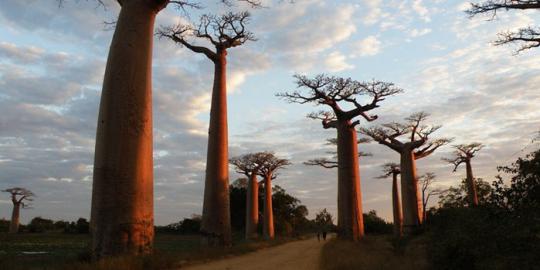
[0,0,539,225]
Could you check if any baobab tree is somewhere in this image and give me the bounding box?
[360,112,451,231]
[377,163,403,237]
[467,1,540,52]
[229,152,269,240]
[160,11,255,246]
[256,153,290,240]
[81,0,263,258]
[2,187,34,233]
[278,75,403,241]
[443,143,484,207]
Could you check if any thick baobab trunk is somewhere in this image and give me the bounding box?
[392,174,403,238]
[201,50,232,246]
[245,173,259,239]
[91,0,164,258]
[400,150,423,232]
[263,176,274,239]
[465,160,479,207]
[336,121,364,241]
[9,202,20,234]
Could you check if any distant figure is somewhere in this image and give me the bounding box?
[317,232,320,242]
[322,230,327,241]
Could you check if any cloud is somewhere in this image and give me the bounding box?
[352,35,381,57]
[324,51,354,72]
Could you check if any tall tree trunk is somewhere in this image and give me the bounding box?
[392,174,403,238]
[245,173,259,239]
[201,50,232,246]
[9,202,20,234]
[91,0,163,258]
[400,150,423,232]
[336,121,364,241]
[263,175,274,239]
[465,160,479,207]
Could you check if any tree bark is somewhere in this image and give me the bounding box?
[91,0,162,259]
[465,160,479,207]
[336,121,364,241]
[392,173,403,238]
[400,150,423,232]
[201,50,232,246]
[245,172,259,240]
[9,202,20,234]
[263,175,274,239]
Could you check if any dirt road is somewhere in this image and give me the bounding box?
[182,238,325,270]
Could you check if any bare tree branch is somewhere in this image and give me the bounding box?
[278,74,402,129]
[442,143,484,171]
[2,187,35,208]
[159,11,255,61]
[466,1,540,53]
[360,112,451,157]
[377,162,400,179]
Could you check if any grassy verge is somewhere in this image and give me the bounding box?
[320,235,429,270]
[0,232,304,270]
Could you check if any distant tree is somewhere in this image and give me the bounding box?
[271,186,309,236]
[229,178,248,232]
[360,112,451,231]
[466,1,540,53]
[160,12,255,247]
[256,153,290,239]
[28,217,54,233]
[230,152,271,239]
[443,143,484,207]
[418,172,444,223]
[314,208,334,231]
[2,187,34,233]
[363,210,393,235]
[438,178,492,208]
[279,74,402,241]
[377,163,403,237]
[491,149,540,218]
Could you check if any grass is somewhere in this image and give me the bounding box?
[0,232,301,270]
[320,235,430,270]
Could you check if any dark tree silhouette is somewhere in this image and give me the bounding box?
[84,0,263,259]
[315,208,334,231]
[2,187,34,234]
[467,1,540,52]
[377,163,403,237]
[279,74,402,241]
[160,11,255,247]
[229,152,270,240]
[304,138,372,169]
[360,112,451,231]
[255,152,290,240]
[418,172,443,223]
[443,143,484,207]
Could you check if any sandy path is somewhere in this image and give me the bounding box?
[181,238,325,270]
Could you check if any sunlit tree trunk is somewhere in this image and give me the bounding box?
[465,161,479,207]
[201,50,232,246]
[245,172,259,239]
[392,173,403,237]
[336,121,364,241]
[263,176,274,239]
[91,0,165,259]
[400,150,423,232]
[9,202,20,234]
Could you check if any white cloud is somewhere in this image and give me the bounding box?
[352,36,381,57]
[324,51,354,72]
